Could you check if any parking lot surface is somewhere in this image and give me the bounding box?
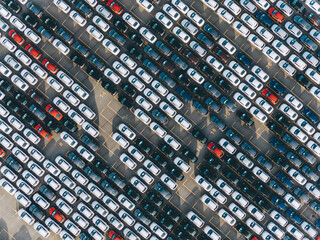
[1,0,320,239]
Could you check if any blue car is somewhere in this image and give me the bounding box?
[271,196,288,211]
[256,11,273,28]
[316,219,320,229]
[269,137,287,154]
[285,208,302,224]
[176,87,192,103]
[302,107,319,124]
[268,80,285,96]
[277,172,293,188]
[235,52,253,68]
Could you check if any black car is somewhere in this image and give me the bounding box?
[294,74,312,90]
[181,219,197,237]
[151,151,168,167]
[121,84,136,97]
[73,41,89,57]
[165,35,182,51]
[22,112,36,126]
[238,167,255,184]
[6,157,22,172]
[158,142,174,158]
[128,46,144,61]
[225,157,240,171]
[188,84,205,99]
[141,200,157,216]
[92,159,109,174]
[173,227,193,240]
[63,119,78,132]
[199,62,215,78]
[117,93,134,110]
[109,29,126,46]
[100,180,119,197]
[88,55,105,71]
[39,185,56,201]
[204,154,222,170]
[70,53,85,68]
[5,0,21,13]
[287,0,305,13]
[273,112,291,128]
[56,28,74,44]
[133,209,151,225]
[147,191,163,207]
[143,59,159,74]
[254,195,272,211]
[26,2,42,17]
[176,87,192,103]
[171,54,188,70]
[84,166,101,183]
[237,111,254,126]
[204,82,221,98]
[76,1,93,18]
[236,52,253,68]
[252,182,272,198]
[158,213,174,230]
[23,13,38,27]
[42,15,58,31]
[197,33,214,49]
[86,65,102,82]
[29,204,45,220]
[200,164,216,182]
[222,168,240,185]
[191,128,208,144]
[181,147,197,162]
[268,79,285,95]
[203,24,220,40]
[214,77,231,92]
[239,182,256,199]
[159,72,177,88]
[127,32,144,47]
[167,164,184,181]
[67,152,85,168]
[6,98,19,112]
[0,80,12,92]
[235,223,252,239]
[113,19,128,33]
[101,80,118,96]
[81,135,99,152]
[163,205,181,222]
[266,120,283,136]
[45,119,61,133]
[15,93,28,106]
[175,71,191,86]
[152,109,168,124]
[149,20,165,36]
[136,137,152,154]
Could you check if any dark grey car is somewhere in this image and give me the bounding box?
[143,59,159,74]
[155,41,172,56]
[300,35,318,52]
[171,54,188,70]
[257,155,273,171]
[144,45,161,60]
[293,16,311,31]
[241,142,257,158]
[109,171,125,189]
[73,41,89,57]
[303,165,319,182]
[39,185,56,201]
[88,55,105,71]
[154,183,172,200]
[298,148,316,165]
[67,152,85,169]
[109,29,126,46]
[226,129,243,145]
[57,28,74,44]
[134,209,151,225]
[204,82,221,98]
[268,180,285,196]
[100,180,118,196]
[282,134,299,150]
[197,33,214,49]
[6,157,23,172]
[210,116,226,131]
[293,187,310,203]
[205,97,221,113]
[84,166,101,183]
[29,204,45,220]
[286,152,303,167]
[220,96,237,112]
[159,72,176,88]
[38,26,54,42]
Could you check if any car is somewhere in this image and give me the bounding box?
[301,35,318,51]
[285,22,302,38]
[268,7,285,23]
[217,7,235,24]
[228,62,245,78]
[256,11,273,27]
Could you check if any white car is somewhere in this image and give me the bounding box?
[290,126,308,143]
[284,193,301,210]
[203,226,221,240]
[232,191,249,207]
[24,28,41,44]
[236,152,254,168]
[228,203,246,220]
[270,210,288,227]
[137,168,154,185]
[206,55,224,72]
[128,75,145,90]
[186,9,205,27]
[267,222,285,239]
[130,176,147,193]
[16,179,33,195]
[195,175,213,191]
[174,114,192,130]
[33,193,50,209]
[301,221,317,238]
[252,65,269,82]
[173,157,190,173]
[233,20,251,37]
[21,69,37,85]
[187,68,205,84]
[151,80,168,96]
[0,61,11,77]
[285,22,302,37]
[93,15,109,32]
[302,52,319,67]
[240,13,258,29]
[288,168,307,185]
[163,4,180,21]
[102,39,120,56]
[143,88,160,104]
[68,110,85,125]
[167,93,184,110]
[56,71,74,86]
[112,132,129,149]
[117,123,136,140]
[284,93,302,110]
[92,201,109,218]
[310,86,320,101]
[134,222,151,239]
[240,0,257,12]
[0,133,13,150]
[69,10,87,27]
[201,0,219,10]
[0,119,12,134]
[172,0,189,14]
[136,95,153,111]
[252,166,270,183]
[118,194,135,211]
[77,203,94,219]
[172,26,190,43]
[31,63,48,79]
[272,40,290,56]
[279,103,298,120]
[219,138,237,154]
[246,218,263,234]
[217,8,235,24]
[8,115,24,131]
[120,53,137,70]
[150,122,167,138]
[113,61,129,78]
[18,209,35,225]
[256,26,274,42]
[159,101,177,118]
[218,209,236,226]
[224,0,241,15]
[307,140,320,157]
[189,41,207,57]
[82,122,99,138]
[201,194,218,211]
[143,159,161,176]
[63,90,80,106]
[255,97,274,114]
[43,160,60,176]
[289,54,307,71]
[72,212,89,229]
[86,25,103,41]
[71,83,89,100]
[155,12,173,29]
[104,68,121,84]
[210,188,227,204]
[78,104,95,120]
[279,60,296,76]
[95,4,112,20]
[52,39,70,55]
[119,153,137,170]
[56,199,72,215]
[160,174,177,190]
[218,37,236,54]
[286,37,303,53]
[252,0,270,10]
[306,182,320,198]
[77,145,95,162]
[102,195,119,212]
[4,55,21,71]
[34,222,50,238]
[310,29,320,43]
[12,133,29,149]
[187,211,205,228]
[223,70,240,86]
[54,0,71,13]
[136,0,154,12]
[9,16,26,31]
[262,47,280,63]
[297,118,315,135]
[238,83,256,99]
[216,178,234,195]
[286,224,304,240]
[139,27,157,43]
[15,50,32,66]
[1,166,17,182]
[276,0,293,16]
[47,77,63,93]
[0,178,16,195]
[56,156,73,172]
[230,61,247,78]
[134,108,151,125]
[249,106,267,123]
[24,170,40,187]
[247,34,265,50]
[164,134,181,150]
[271,24,288,40]
[128,146,145,162]
[136,67,153,83]
[306,0,320,14]
[123,13,140,30]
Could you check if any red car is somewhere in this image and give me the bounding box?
[42,59,59,74]
[48,207,65,223]
[28,89,44,105]
[9,30,25,45]
[262,88,278,104]
[0,147,5,158]
[181,49,200,65]
[45,104,63,120]
[207,142,224,158]
[304,11,320,26]
[25,44,42,60]
[268,8,284,23]
[107,0,123,15]
[35,124,52,140]
[108,231,124,240]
